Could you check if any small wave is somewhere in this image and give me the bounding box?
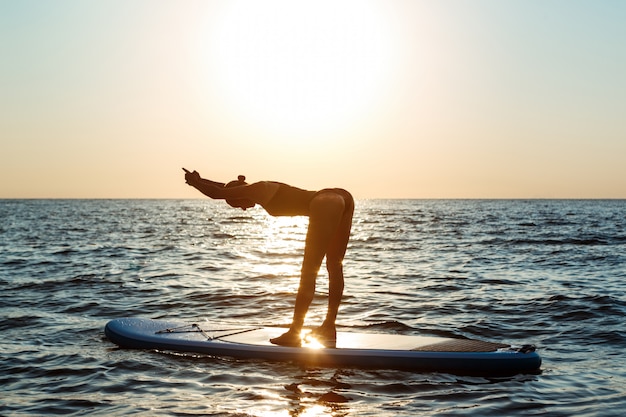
[514,237,609,246]
[0,315,45,331]
[2,258,28,266]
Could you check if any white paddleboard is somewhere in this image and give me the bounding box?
[105,318,541,375]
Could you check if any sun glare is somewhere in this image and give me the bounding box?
[207,0,393,139]
[301,330,325,350]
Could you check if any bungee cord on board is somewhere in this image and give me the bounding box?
[156,323,263,341]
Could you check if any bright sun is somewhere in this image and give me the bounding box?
[206,0,394,139]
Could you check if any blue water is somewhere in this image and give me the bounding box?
[1,199,625,416]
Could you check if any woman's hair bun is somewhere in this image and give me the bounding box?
[225,175,247,188]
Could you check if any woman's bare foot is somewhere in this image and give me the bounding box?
[308,325,337,347]
[269,329,301,347]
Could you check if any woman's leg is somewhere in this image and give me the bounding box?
[270,192,345,346]
[315,190,354,340]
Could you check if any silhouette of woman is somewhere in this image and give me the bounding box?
[184,168,354,347]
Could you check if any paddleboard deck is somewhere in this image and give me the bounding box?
[105,318,541,375]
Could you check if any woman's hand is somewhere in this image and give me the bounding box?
[183,168,201,186]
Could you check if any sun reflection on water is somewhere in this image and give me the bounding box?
[249,399,344,417]
[262,216,309,250]
[250,403,336,417]
[298,404,336,417]
[254,214,309,284]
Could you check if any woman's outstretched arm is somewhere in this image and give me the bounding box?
[183,168,231,199]
[183,168,225,187]
[183,168,276,204]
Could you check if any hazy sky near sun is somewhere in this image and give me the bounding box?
[1,0,625,198]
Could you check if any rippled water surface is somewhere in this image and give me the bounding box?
[1,199,625,416]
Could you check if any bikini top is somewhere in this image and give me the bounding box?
[261,182,317,216]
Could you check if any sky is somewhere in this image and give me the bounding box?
[1,0,625,199]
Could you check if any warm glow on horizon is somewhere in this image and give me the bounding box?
[1,1,625,199]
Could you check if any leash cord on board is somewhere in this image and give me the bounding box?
[155,324,262,341]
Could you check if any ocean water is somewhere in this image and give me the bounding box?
[1,198,625,416]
